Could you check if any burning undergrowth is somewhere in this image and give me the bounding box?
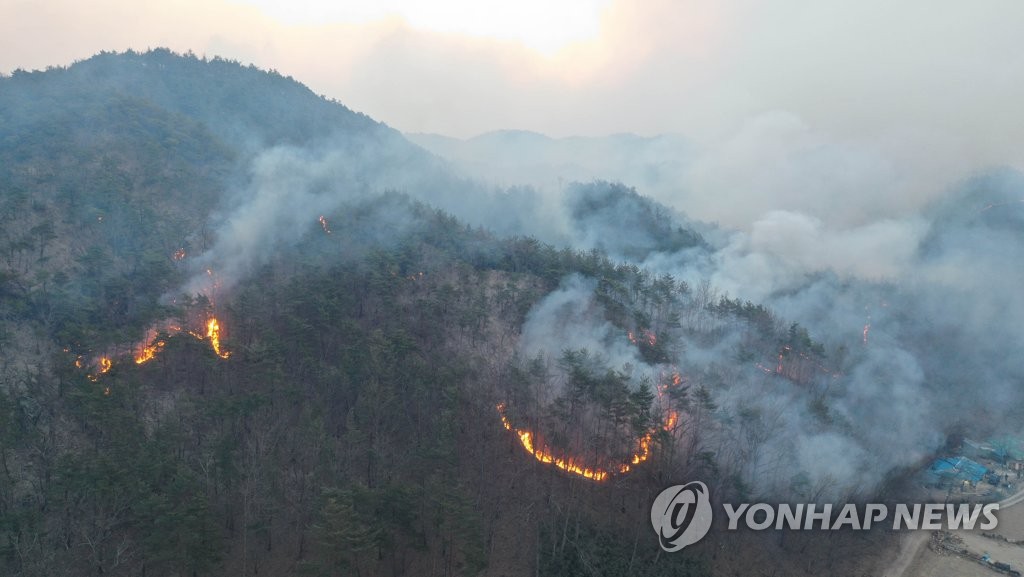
[72,307,232,383]
[45,77,1024,505]
[497,275,685,482]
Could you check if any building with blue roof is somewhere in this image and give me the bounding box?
[927,456,989,486]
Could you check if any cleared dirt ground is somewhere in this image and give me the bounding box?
[895,495,1024,577]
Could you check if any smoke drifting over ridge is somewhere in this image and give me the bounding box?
[403,117,1024,498]
[137,50,1024,499]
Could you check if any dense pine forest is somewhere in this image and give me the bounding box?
[4,49,1023,577]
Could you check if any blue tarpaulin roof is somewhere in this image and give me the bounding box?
[929,456,988,483]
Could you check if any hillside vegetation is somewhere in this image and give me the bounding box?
[0,50,894,577]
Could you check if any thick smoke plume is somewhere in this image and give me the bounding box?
[412,117,1024,499]
[183,106,1024,500]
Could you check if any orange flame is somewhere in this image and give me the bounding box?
[618,434,652,473]
[776,345,791,374]
[76,314,232,379]
[172,248,186,261]
[518,429,610,481]
[134,339,166,364]
[87,356,112,382]
[496,398,678,482]
[665,411,679,429]
[498,403,609,480]
[627,329,656,346]
[318,215,332,234]
[206,317,231,359]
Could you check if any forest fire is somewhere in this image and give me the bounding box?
[76,314,231,382]
[86,357,112,382]
[76,263,231,380]
[519,431,610,481]
[134,339,166,364]
[130,315,229,362]
[755,351,839,380]
[318,215,331,234]
[497,370,681,482]
[777,345,790,374]
[172,248,186,261]
[497,404,610,481]
[206,317,231,359]
[627,329,657,347]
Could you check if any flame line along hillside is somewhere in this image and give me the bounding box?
[76,314,232,383]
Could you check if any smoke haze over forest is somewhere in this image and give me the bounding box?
[3,3,1024,575]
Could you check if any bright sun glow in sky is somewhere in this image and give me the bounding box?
[3,0,1024,175]
[234,0,611,53]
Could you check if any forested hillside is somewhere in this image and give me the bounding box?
[0,49,928,577]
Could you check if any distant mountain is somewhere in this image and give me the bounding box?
[407,129,693,195]
[3,48,387,149]
[564,181,707,261]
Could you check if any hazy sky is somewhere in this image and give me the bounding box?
[3,0,1024,181]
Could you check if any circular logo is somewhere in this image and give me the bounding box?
[650,481,713,552]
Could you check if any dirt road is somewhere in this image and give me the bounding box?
[888,487,1024,577]
[887,530,930,577]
